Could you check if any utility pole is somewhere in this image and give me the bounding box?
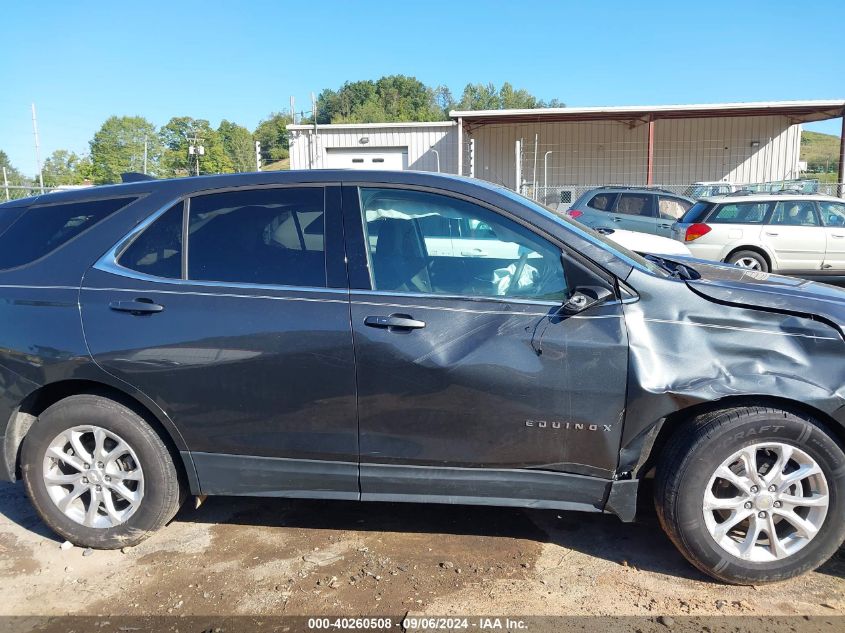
[290,96,296,125]
[143,135,148,175]
[311,92,318,169]
[187,132,204,176]
[31,103,44,193]
[255,140,261,171]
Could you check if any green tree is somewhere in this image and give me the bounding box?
[42,150,93,187]
[159,117,230,176]
[457,82,564,110]
[0,150,33,200]
[316,75,444,124]
[89,116,160,184]
[218,120,255,172]
[253,112,292,162]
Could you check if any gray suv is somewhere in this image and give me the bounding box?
[567,187,695,237]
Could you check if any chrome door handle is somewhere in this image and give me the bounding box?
[832,234,845,239]
[765,231,779,236]
[611,217,622,222]
[109,299,164,315]
[364,314,426,331]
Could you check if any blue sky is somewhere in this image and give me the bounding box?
[1,0,843,176]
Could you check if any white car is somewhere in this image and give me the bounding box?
[596,227,692,257]
[671,193,845,279]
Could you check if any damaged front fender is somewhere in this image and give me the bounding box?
[618,265,845,476]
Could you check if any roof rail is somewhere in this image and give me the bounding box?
[121,172,156,183]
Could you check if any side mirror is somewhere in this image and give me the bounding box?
[561,285,613,315]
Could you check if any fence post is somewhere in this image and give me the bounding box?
[838,113,845,198]
[469,138,475,178]
[514,139,522,194]
[2,167,8,201]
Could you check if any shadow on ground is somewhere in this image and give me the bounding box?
[2,479,842,583]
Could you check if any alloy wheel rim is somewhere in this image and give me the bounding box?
[703,442,828,563]
[734,257,762,270]
[42,425,145,528]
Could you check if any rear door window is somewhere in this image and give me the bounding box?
[709,202,769,224]
[769,201,820,226]
[187,187,327,287]
[586,193,617,212]
[0,196,137,269]
[614,193,655,217]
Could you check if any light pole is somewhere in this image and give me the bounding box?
[543,151,554,200]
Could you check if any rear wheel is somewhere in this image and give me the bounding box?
[21,394,183,548]
[655,407,845,584]
[726,250,769,272]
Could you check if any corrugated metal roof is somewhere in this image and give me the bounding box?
[450,100,845,125]
[287,120,456,131]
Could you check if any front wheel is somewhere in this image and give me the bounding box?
[21,394,184,548]
[655,407,845,584]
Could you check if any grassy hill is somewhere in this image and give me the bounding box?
[262,157,290,171]
[801,130,840,164]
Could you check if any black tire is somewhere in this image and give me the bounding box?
[21,394,183,548]
[726,250,769,272]
[655,406,845,584]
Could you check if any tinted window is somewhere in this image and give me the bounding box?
[188,188,326,287]
[820,201,845,227]
[360,187,567,301]
[769,201,819,227]
[709,202,769,224]
[615,194,654,217]
[658,196,692,221]
[119,202,184,279]
[587,193,617,211]
[0,197,136,269]
[679,201,714,223]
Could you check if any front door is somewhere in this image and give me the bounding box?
[343,185,629,506]
[762,200,826,272]
[80,185,359,498]
[819,200,845,270]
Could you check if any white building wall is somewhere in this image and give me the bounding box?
[288,122,458,174]
[468,116,801,189]
[289,116,802,189]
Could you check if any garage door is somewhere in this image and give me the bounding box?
[324,147,408,171]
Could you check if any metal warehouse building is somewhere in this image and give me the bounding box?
[288,99,845,204]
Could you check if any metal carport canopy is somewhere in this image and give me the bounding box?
[449,100,845,126]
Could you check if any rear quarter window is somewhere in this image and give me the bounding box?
[587,193,617,211]
[0,196,137,270]
[679,202,713,223]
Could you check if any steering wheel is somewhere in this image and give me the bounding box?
[508,251,531,296]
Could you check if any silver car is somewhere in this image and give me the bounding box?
[566,187,695,238]
[672,192,845,278]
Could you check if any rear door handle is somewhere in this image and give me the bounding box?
[109,299,164,315]
[364,314,426,330]
[765,231,779,236]
[832,234,845,239]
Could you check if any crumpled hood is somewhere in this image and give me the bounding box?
[685,260,845,337]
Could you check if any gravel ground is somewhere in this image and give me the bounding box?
[0,480,843,622]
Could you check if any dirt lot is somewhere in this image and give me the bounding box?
[0,479,843,622]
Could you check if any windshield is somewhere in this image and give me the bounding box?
[490,185,669,277]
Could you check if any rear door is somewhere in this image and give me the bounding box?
[611,193,658,234]
[80,185,360,498]
[343,184,629,506]
[761,200,826,272]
